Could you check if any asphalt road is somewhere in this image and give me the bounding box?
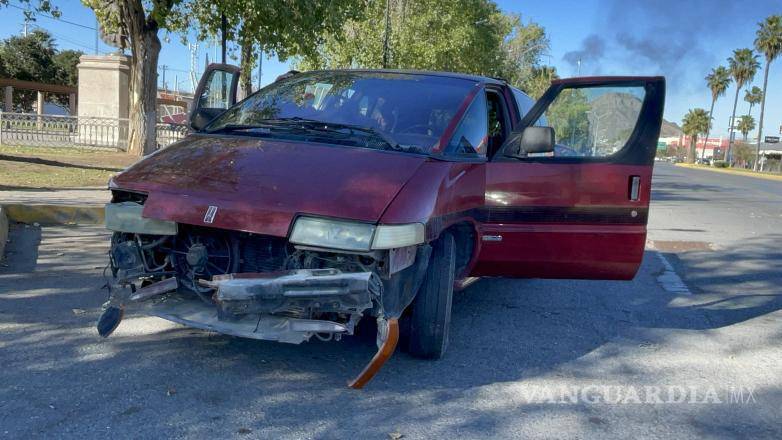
[1,163,781,439]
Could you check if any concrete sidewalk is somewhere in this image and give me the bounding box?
[0,188,108,226]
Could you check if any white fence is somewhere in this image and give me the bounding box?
[0,112,189,150]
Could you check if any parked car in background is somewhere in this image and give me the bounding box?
[97,67,665,387]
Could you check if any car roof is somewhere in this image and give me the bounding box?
[304,68,507,85]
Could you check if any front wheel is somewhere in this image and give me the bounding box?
[407,232,455,359]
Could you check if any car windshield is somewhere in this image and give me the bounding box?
[204,71,476,153]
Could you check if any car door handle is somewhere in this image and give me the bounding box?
[629,175,641,201]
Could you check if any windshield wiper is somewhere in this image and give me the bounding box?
[264,118,420,152]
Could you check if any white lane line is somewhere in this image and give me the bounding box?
[655,252,692,295]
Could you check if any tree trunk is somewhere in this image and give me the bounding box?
[688,134,697,164]
[702,97,716,160]
[239,36,255,100]
[726,85,740,164]
[754,63,771,171]
[121,0,162,156]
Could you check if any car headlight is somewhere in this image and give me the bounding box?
[289,217,425,251]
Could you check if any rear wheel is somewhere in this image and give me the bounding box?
[407,232,455,359]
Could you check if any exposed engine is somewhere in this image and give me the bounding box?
[109,224,383,328]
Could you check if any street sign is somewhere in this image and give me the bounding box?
[765,136,780,143]
[657,141,667,150]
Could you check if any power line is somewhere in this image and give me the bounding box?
[6,2,96,30]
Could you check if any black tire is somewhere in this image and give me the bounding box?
[407,232,455,359]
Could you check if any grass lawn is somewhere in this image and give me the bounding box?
[0,145,139,189]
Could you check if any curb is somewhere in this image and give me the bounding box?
[0,206,7,261]
[675,163,782,182]
[1,204,104,226]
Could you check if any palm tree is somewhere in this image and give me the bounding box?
[682,108,711,164]
[743,86,763,116]
[726,48,760,163]
[754,15,782,170]
[737,114,756,141]
[702,66,731,160]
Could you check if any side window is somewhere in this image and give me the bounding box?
[512,87,548,127]
[536,86,645,157]
[197,70,234,109]
[447,92,488,155]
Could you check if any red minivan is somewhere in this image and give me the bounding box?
[99,66,664,387]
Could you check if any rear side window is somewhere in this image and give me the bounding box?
[512,87,547,126]
[447,92,488,155]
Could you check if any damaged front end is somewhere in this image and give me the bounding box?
[99,190,431,387]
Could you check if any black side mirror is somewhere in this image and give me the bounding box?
[189,63,241,131]
[519,126,555,155]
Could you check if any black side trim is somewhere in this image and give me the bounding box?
[425,206,647,240]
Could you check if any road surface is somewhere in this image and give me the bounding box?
[1,163,780,439]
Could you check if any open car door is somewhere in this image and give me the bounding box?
[189,63,241,131]
[474,76,665,280]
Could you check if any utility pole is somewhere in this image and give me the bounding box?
[94,17,99,54]
[221,13,227,64]
[258,49,263,90]
[381,0,391,68]
[160,65,167,92]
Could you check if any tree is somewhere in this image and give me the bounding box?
[753,15,782,170]
[83,0,184,156]
[522,65,558,99]
[0,30,82,111]
[726,48,760,163]
[737,114,755,141]
[743,86,763,116]
[52,49,82,86]
[187,0,363,97]
[682,108,710,164]
[702,66,731,160]
[733,141,755,167]
[296,0,549,91]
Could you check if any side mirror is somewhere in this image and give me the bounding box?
[518,126,555,156]
[189,63,241,131]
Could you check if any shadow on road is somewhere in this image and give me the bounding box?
[1,226,781,437]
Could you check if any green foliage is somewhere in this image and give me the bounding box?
[732,141,755,165]
[546,89,590,148]
[755,15,782,63]
[713,160,729,168]
[682,108,711,137]
[296,0,552,94]
[0,0,60,19]
[744,85,763,112]
[706,66,731,101]
[0,30,83,111]
[522,66,559,99]
[184,0,363,92]
[728,48,760,90]
[737,114,756,140]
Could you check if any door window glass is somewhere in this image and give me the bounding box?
[447,92,488,155]
[535,86,645,157]
[198,70,234,109]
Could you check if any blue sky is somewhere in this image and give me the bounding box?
[1,0,781,138]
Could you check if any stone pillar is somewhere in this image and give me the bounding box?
[77,55,131,119]
[76,55,131,148]
[4,86,12,112]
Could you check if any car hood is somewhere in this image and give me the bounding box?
[111,135,428,237]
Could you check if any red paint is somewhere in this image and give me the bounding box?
[112,135,427,237]
[472,162,652,280]
[111,73,663,282]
